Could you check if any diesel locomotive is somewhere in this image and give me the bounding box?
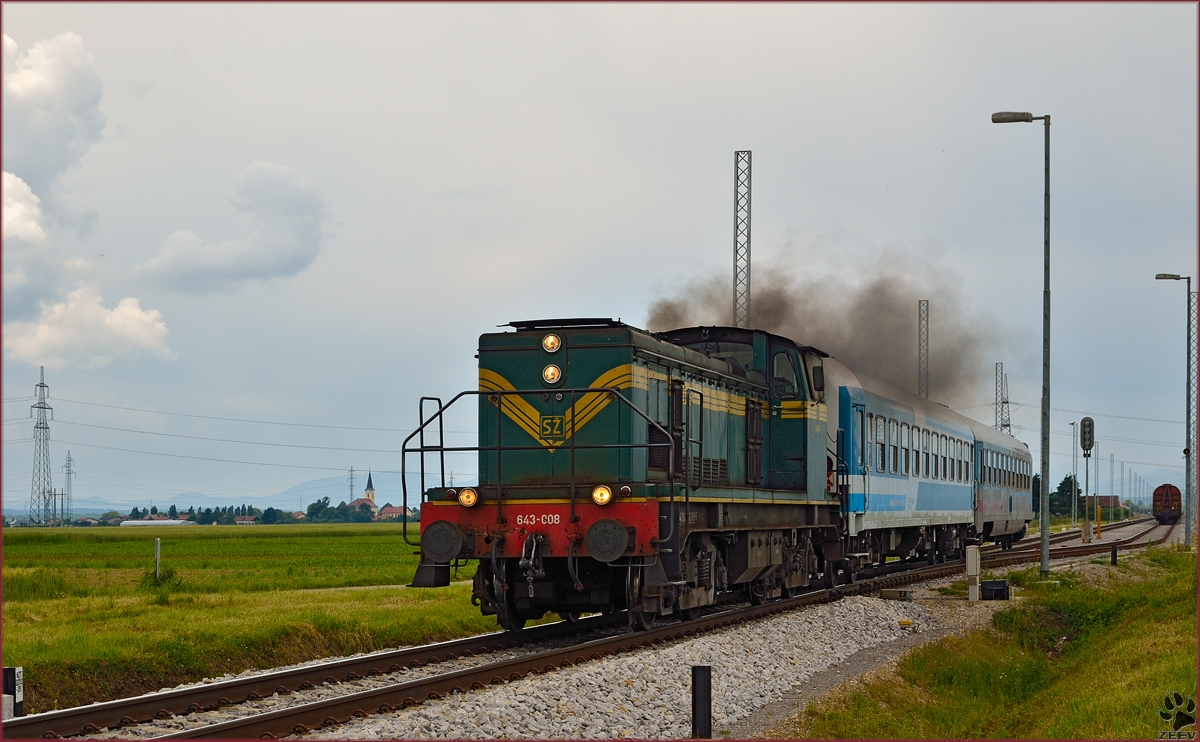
[404,319,1033,630]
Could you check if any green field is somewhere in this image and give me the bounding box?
[775,545,1198,739]
[2,524,504,713]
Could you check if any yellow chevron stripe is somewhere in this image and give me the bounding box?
[480,365,636,448]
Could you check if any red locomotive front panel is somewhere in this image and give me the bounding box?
[420,498,660,562]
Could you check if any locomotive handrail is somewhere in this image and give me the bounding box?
[400,387,676,548]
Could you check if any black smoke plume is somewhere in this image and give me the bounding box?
[646,248,1010,407]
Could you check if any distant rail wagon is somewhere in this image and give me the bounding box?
[1153,483,1182,525]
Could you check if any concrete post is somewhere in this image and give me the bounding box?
[966,545,980,602]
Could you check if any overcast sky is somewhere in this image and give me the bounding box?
[3,3,1196,513]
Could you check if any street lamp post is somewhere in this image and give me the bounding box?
[993,110,1051,575]
[1156,272,1194,550]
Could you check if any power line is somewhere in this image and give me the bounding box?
[51,438,350,472]
[52,397,476,435]
[1010,424,1180,447]
[3,362,420,401]
[56,419,407,454]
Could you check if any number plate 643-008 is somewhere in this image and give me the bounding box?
[515,513,561,526]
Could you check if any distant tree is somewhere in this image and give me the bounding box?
[150,505,158,515]
[307,497,331,519]
[382,502,394,510]
[130,507,142,519]
[102,510,120,519]
[262,507,279,524]
[168,504,178,519]
[1052,475,1079,517]
[335,501,350,521]
[187,506,196,516]
[201,507,214,524]
[350,504,374,523]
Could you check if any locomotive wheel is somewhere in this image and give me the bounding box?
[558,612,581,623]
[680,606,702,621]
[626,566,654,631]
[748,582,767,605]
[493,562,526,632]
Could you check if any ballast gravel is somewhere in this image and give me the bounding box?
[297,595,930,740]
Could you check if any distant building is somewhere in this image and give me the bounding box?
[348,471,379,515]
[378,505,417,520]
[234,515,259,525]
[292,511,306,520]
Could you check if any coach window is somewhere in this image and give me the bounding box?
[922,430,930,477]
[936,432,945,480]
[967,445,973,482]
[911,426,920,477]
[772,352,800,399]
[876,416,886,473]
[868,410,878,468]
[901,423,911,475]
[889,420,899,474]
[857,410,865,469]
[957,441,964,482]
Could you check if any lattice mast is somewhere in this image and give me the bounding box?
[62,451,75,524]
[918,300,929,398]
[732,151,752,329]
[347,467,356,502]
[29,366,54,524]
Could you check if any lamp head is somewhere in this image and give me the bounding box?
[1156,273,1182,280]
[992,112,1034,123]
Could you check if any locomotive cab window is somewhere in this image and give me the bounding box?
[771,352,801,399]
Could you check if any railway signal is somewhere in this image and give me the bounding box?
[1081,417,1094,542]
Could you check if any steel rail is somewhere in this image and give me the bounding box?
[4,613,622,739]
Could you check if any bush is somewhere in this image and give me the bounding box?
[138,566,183,593]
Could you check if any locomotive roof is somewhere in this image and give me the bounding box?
[654,325,831,358]
[505,318,628,330]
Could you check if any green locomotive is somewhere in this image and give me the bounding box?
[405,318,843,630]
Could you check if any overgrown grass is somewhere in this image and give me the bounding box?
[3,522,423,598]
[2,522,521,712]
[779,545,1197,739]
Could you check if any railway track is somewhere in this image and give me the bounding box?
[12,517,1174,740]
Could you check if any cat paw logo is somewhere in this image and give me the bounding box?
[1159,692,1197,740]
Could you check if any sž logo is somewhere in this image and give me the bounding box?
[1159,692,1197,739]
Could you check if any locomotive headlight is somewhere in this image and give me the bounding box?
[458,488,478,507]
[591,485,613,506]
[542,334,562,353]
[542,364,562,384]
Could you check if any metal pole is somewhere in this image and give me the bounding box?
[155,537,162,579]
[1040,115,1051,575]
[1186,279,1193,549]
[1083,452,1090,543]
[1070,422,1078,526]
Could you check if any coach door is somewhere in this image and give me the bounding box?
[767,346,808,490]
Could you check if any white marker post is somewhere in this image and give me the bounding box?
[966,545,980,602]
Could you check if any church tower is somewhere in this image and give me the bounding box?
[364,472,375,504]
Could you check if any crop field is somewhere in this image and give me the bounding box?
[2,523,502,713]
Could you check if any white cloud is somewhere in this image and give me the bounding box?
[3,288,172,367]
[2,32,105,227]
[2,170,48,242]
[133,162,327,294]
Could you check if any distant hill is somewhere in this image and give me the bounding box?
[2,470,468,518]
